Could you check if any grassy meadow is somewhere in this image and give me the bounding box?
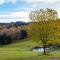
[0,40,59,60]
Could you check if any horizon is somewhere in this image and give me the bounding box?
[0,0,60,23]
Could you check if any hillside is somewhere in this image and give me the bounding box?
[0,40,59,60]
[0,40,39,60]
[0,21,28,28]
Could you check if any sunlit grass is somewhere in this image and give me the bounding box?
[0,40,60,60]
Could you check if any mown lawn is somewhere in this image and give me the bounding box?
[0,40,60,60]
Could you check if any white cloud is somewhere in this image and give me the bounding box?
[7,0,16,4]
[0,11,29,23]
[0,0,16,5]
[53,8,60,18]
[9,11,29,19]
[24,0,59,3]
[0,0,5,5]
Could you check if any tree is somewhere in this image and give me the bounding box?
[29,8,58,55]
[29,8,57,22]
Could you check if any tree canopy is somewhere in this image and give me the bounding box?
[29,8,58,22]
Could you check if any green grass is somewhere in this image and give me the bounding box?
[0,40,60,60]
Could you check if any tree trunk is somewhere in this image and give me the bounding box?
[43,47,46,55]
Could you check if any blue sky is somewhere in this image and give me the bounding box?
[0,0,60,23]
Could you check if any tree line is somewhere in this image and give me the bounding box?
[0,25,28,45]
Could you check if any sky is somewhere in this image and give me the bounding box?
[0,0,60,23]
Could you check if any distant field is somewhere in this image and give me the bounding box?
[0,40,60,60]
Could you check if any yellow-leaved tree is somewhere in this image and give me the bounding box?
[29,8,58,55]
